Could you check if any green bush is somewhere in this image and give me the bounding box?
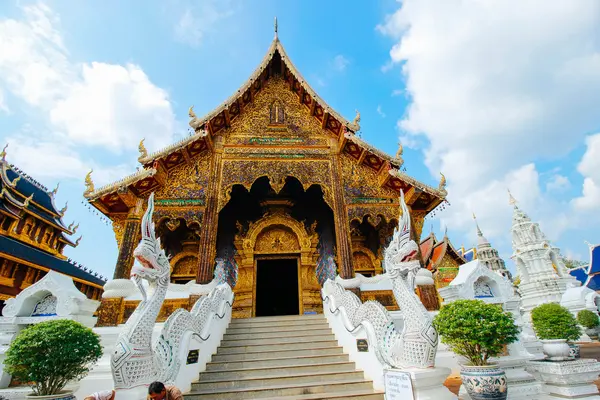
[531,303,580,341]
[577,309,600,329]
[433,299,519,366]
[4,319,102,396]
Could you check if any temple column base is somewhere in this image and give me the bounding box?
[527,358,600,399]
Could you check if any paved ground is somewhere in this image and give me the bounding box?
[442,343,600,395]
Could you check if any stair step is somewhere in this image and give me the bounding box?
[258,390,385,400]
[199,362,356,381]
[185,379,375,399]
[220,334,335,347]
[229,318,326,329]
[223,328,333,340]
[232,314,324,323]
[191,370,366,391]
[211,346,343,361]
[206,354,350,371]
[226,324,330,335]
[216,340,340,354]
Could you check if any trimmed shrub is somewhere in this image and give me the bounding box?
[433,299,519,366]
[577,309,600,329]
[531,303,580,341]
[4,319,102,396]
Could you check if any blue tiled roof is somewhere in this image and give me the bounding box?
[587,275,600,291]
[463,249,476,262]
[589,245,600,275]
[0,235,105,286]
[0,168,67,230]
[570,266,589,285]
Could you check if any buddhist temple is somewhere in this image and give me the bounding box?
[84,29,448,319]
[419,231,466,289]
[0,146,106,311]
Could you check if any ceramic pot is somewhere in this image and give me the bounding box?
[541,339,572,361]
[569,343,581,359]
[25,391,75,400]
[460,364,507,400]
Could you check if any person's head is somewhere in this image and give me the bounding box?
[84,390,115,400]
[148,381,167,400]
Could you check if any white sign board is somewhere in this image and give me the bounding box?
[384,370,415,400]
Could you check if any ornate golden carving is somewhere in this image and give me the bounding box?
[439,172,446,191]
[155,155,210,200]
[340,154,397,200]
[361,290,399,311]
[219,160,333,211]
[112,216,126,248]
[172,255,197,276]
[255,227,299,253]
[410,209,427,240]
[83,170,94,197]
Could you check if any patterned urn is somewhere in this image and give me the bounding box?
[460,364,507,400]
[569,343,581,359]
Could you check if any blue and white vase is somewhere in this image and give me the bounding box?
[460,364,508,400]
[569,343,581,359]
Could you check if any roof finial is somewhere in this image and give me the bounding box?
[473,212,483,236]
[188,105,196,119]
[444,225,448,238]
[0,144,7,161]
[83,170,95,198]
[508,188,517,207]
[138,139,148,160]
[50,182,59,197]
[75,235,83,246]
[60,201,68,216]
[72,222,79,234]
[438,172,447,191]
[274,17,278,39]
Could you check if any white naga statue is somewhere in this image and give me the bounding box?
[111,193,233,389]
[323,190,438,368]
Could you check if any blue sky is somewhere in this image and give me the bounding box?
[1,0,599,279]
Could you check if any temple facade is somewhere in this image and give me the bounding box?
[420,231,466,290]
[0,147,106,311]
[85,33,447,319]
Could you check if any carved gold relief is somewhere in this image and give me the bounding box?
[255,227,300,253]
[155,154,211,200]
[341,154,397,200]
[223,77,334,142]
[112,216,126,248]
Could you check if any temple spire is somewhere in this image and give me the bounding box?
[508,189,517,207]
[274,17,278,39]
[473,212,483,236]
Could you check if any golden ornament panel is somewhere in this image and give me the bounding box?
[155,154,211,200]
[341,154,397,200]
[255,227,300,253]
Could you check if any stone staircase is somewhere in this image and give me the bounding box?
[184,314,384,399]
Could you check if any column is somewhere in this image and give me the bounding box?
[330,155,354,279]
[112,202,143,279]
[196,138,224,283]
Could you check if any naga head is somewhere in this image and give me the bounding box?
[131,193,170,297]
[384,190,421,277]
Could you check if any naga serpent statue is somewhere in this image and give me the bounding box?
[111,193,233,389]
[323,189,438,368]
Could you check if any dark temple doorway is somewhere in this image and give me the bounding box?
[255,258,299,316]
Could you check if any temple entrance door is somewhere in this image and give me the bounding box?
[255,258,300,316]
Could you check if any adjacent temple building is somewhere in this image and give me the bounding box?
[0,147,106,310]
[84,30,449,318]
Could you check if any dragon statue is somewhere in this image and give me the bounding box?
[322,190,438,368]
[111,193,233,389]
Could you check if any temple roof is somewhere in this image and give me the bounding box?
[0,155,77,239]
[588,244,600,275]
[422,233,466,270]
[0,235,105,287]
[84,34,447,215]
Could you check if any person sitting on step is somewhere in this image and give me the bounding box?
[84,390,115,400]
[147,381,183,400]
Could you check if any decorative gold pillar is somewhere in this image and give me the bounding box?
[112,200,143,279]
[96,297,125,327]
[196,137,224,283]
[329,150,354,279]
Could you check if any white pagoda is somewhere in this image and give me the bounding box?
[474,214,512,280]
[509,191,577,316]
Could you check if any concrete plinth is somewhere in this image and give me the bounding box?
[527,358,600,399]
[386,367,457,400]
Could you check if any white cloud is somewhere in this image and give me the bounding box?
[379,0,600,246]
[0,3,177,180]
[173,1,236,47]
[391,89,403,97]
[546,174,570,192]
[332,55,350,72]
[0,90,8,114]
[573,133,600,211]
[377,105,386,118]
